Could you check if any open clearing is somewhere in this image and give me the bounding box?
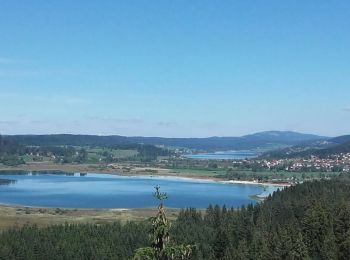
[0,205,180,231]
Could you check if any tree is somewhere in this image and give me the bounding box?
[290,232,310,260]
[134,186,194,260]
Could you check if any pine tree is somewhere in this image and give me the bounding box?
[334,202,350,259]
[133,186,194,260]
[290,232,310,260]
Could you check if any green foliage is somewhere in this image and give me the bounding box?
[1,155,25,166]
[0,222,149,259]
[134,186,194,260]
[0,133,171,164]
[0,135,26,165]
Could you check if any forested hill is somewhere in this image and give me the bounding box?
[331,135,350,144]
[263,134,350,158]
[5,131,327,150]
[0,135,171,165]
[0,177,350,259]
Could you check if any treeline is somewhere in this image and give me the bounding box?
[4,134,131,147]
[173,178,350,259]
[0,178,350,259]
[0,135,172,165]
[109,144,172,162]
[3,132,327,151]
[0,135,88,165]
[263,140,350,159]
[0,135,25,166]
[0,222,149,259]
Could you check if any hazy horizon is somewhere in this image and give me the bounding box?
[1,1,349,137]
[0,130,332,139]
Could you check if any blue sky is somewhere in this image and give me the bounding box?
[0,0,349,137]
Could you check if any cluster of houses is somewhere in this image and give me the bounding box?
[249,153,350,173]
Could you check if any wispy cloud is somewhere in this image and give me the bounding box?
[0,120,19,126]
[0,57,29,65]
[0,92,89,106]
[52,96,89,105]
[342,106,350,112]
[0,57,78,78]
[88,116,144,125]
[29,120,50,125]
[157,121,177,127]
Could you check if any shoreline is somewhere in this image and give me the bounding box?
[0,169,286,209]
[0,162,292,187]
[222,180,291,187]
[0,163,287,228]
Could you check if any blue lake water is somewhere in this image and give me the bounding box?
[184,150,258,160]
[0,172,276,209]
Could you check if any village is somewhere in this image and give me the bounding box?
[244,153,350,173]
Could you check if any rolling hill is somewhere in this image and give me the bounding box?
[263,134,350,158]
[4,131,328,151]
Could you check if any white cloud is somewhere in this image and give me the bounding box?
[343,106,350,112]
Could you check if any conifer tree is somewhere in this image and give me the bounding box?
[134,186,194,260]
[290,232,310,260]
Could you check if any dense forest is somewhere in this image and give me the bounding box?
[0,135,171,165]
[0,135,25,166]
[263,135,350,159]
[3,131,326,150]
[264,142,350,159]
[0,177,349,259]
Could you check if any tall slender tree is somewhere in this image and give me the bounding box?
[134,186,194,260]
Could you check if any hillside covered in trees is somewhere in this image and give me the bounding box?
[263,135,350,159]
[4,131,327,151]
[0,135,172,166]
[0,177,349,259]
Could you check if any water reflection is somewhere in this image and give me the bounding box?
[0,171,278,209]
[0,179,17,185]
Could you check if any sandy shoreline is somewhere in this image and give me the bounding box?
[0,162,292,188]
[222,180,291,187]
[0,163,288,229]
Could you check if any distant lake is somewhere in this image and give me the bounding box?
[0,172,276,209]
[184,150,258,160]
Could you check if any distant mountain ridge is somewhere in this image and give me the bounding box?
[330,135,350,144]
[4,131,328,151]
[241,131,328,143]
[263,134,350,158]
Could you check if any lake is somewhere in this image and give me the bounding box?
[183,150,258,160]
[0,172,277,209]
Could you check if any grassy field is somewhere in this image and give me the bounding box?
[167,168,226,177]
[17,147,140,164]
[0,205,181,231]
[87,147,138,158]
[1,161,340,181]
[86,147,139,162]
[0,162,227,180]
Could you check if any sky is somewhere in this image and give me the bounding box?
[0,0,349,137]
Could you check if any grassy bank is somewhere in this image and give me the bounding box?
[0,162,226,180]
[0,205,180,231]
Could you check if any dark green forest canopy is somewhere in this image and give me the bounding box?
[0,178,350,259]
[0,135,172,165]
[263,135,350,159]
[3,131,327,150]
